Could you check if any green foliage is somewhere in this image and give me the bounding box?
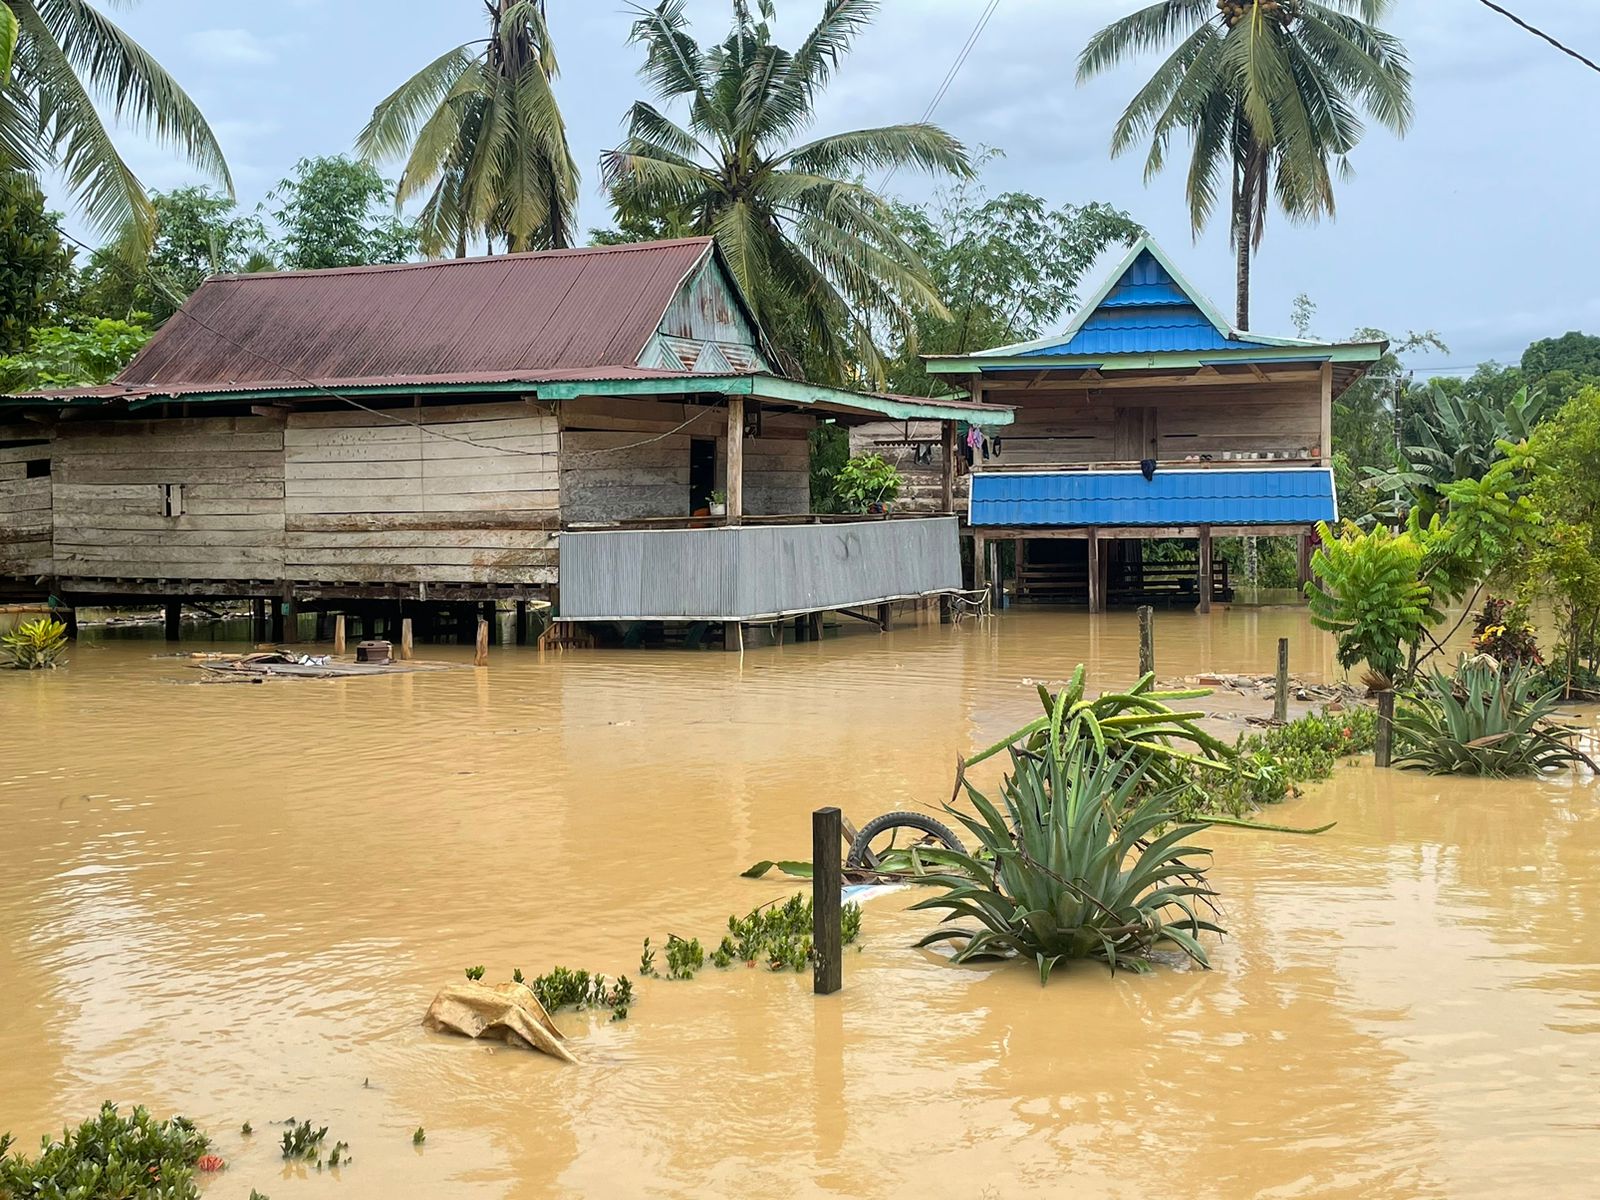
[1,1,230,248]
[1523,387,1600,695]
[602,0,970,383]
[412,1128,425,1146]
[1078,1,1411,327]
[1332,327,1448,481]
[0,317,149,390]
[1408,446,1540,608]
[268,156,417,270]
[513,966,634,1021]
[882,167,1141,395]
[0,1103,210,1200]
[75,186,268,323]
[912,745,1222,981]
[1,616,69,669]
[638,937,656,977]
[830,453,902,513]
[279,1119,327,1162]
[0,170,74,354]
[663,934,704,981]
[1205,707,1377,813]
[1394,658,1581,776]
[359,1,577,254]
[463,964,485,981]
[1522,331,1600,384]
[1305,520,1429,687]
[808,423,850,512]
[1470,596,1542,669]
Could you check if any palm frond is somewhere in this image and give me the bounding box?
[357,42,480,165]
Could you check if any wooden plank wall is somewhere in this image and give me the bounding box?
[559,397,809,524]
[283,401,557,585]
[50,417,285,580]
[0,427,54,577]
[986,380,1322,465]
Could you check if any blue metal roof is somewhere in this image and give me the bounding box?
[1013,250,1282,358]
[970,468,1337,528]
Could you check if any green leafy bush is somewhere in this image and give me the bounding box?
[2,617,68,669]
[1306,520,1430,688]
[831,453,902,512]
[911,746,1222,981]
[1203,708,1377,814]
[1,1103,210,1199]
[1394,658,1581,776]
[1471,596,1542,668]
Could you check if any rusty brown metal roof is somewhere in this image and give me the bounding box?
[115,238,721,389]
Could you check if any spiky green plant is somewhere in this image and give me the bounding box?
[1,616,67,669]
[911,745,1223,982]
[1393,657,1583,776]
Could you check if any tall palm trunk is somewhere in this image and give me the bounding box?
[1233,189,1251,331]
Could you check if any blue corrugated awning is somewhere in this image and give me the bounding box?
[969,468,1337,528]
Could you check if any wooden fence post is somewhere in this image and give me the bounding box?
[474,617,489,667]
[333,614,346,656]
[1275,638,1290,724]
[400,618,414,661]
[1138,605,1154,677]
[813,807,843,995]
[1374,691,1395,768]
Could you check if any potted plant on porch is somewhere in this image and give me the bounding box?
[834,453,902,515]
[709,489,727,517]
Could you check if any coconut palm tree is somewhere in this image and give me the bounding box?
[1078,1,1411,329]
[1,0,231,247]
[358,0,578,255]
[601,0,972,384]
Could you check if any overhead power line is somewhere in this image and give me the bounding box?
[1475,0,1600,76]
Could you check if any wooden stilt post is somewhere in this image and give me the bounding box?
[474,617,489,666]
[1275,638,1290,724]
[269,597,285,642]
[515,600,528,645]
[1297,531,1314,588]
[251,598,266,642]
[1375,691,1395,768]
[280,586,300,644]
[940,419,957,514]
[812,806,843,996]
[1197,525,1213,614]
[1087,530,1103,614]
[62,605,78,641]
[794,615,808,642]
[877,602,892,632]
[726,396,745,525]
[333,614,346,656]
[1138,605,1155,677]
[987,541,1001,610]
[972,532,988,594]
[808,612,823,641]
[400,617,414,661]
[939,594,953,625]
[164,600,181,643]
[723,621,742,652]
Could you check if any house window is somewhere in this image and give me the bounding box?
[24,458,49,478]
[160,483,184,518]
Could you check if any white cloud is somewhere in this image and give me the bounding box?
[185,28,276,66]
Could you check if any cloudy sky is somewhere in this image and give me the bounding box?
[48,0,1600,372]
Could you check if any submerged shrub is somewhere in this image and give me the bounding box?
[1394,657,1582,776]
[1,617,68,669]
[1200,707,1378,815]
[0,1103,210,1199]
[912,746,1223,982]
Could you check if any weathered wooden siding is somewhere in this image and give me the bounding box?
[638,258,771,373]
[559,517,960,620]
[0,427,53,577]
[283,402,557,584]
[984,381,1322,466]
[559,398,810,524]
[51,417,285,580]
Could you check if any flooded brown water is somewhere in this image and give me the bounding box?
[2,607,1597,1199]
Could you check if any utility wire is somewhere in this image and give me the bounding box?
[1475,0,1600,75]
[878,0,1002,194]
[42,221,729,458]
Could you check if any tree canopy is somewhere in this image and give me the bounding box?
[0,169,74,354]
[269,156,418,271]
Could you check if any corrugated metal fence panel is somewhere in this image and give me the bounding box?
[969,469,1336,527]
[559,517,960,620]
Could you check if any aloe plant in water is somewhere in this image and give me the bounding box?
[1394,657,1582,776]
[911,744,1223,982]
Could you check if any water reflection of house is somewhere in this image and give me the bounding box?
[0,238,1007,646]
[862,236,1384,611]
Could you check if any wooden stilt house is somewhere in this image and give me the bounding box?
[0,238,1007,644]
[924,236,1384,610]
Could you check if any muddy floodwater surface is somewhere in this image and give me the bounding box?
[2,608,1598,1198]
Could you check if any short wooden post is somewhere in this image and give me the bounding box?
[333,614,346,656]
[794,615,808,642]
[722,621,742,652]
[1197,526,1213,614]
[812,806,843,996]
[251,598,266,641]
[1275,637,1290,724]
[877,602,892,632]
[269,598,285,642]
[474,617,489,667]
[62,606,79,641]
[807,611,823,641]
[1374,691,1395,768]
[939,593,953,625]
[400,617,414,661]
[1138,605,1155,677]
[164,600,181,643]
[280,587,300,644]
[515,601,528,645]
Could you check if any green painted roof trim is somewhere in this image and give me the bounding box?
[924,341,1386,375]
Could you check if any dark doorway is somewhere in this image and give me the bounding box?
[689,437,717,514]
